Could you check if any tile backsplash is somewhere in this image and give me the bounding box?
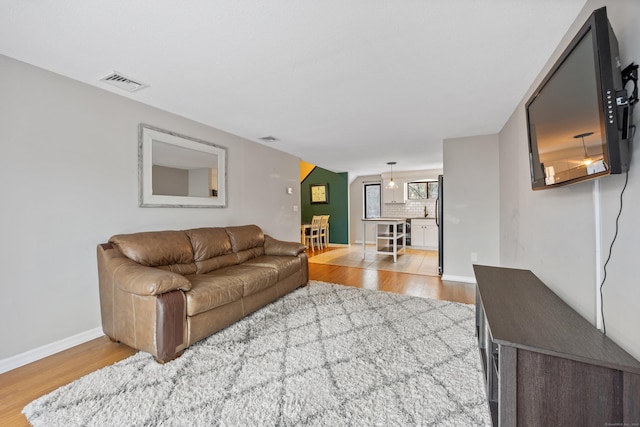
[383,199,437,218]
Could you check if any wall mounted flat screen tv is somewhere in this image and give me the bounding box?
[526,7,630,190]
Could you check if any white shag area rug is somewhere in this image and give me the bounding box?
[24,281,490,426]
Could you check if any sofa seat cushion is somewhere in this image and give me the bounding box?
[185,274,244,317]
[243,256,302,281]
[223,264,279,297]
[185,264,279,316]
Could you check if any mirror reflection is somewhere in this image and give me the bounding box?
[151,141,218,197]
[139,125,227,207]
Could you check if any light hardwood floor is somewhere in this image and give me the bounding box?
[308,246,474,303]
[0,246,475,426]
[309,245,441,276]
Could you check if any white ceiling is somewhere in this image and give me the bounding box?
[0,0,587,178]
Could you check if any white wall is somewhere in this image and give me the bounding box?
[498,0,640,359]
[442,135,500,282]
[0,55,301,363]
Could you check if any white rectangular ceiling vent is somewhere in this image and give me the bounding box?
[100,72,148,92]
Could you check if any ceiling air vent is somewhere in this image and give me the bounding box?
[99,72,148,92]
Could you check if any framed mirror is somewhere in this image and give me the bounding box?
[139,124,227,207]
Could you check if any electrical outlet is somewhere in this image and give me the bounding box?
[293,205,299,212]
[470,252,478,262]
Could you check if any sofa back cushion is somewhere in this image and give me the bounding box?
[186,227,239,274]
[110,230,197,275]
[225,225,265,262]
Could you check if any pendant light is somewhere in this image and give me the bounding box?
[386,161,398,189]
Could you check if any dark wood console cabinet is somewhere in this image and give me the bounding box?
[473,265,640,426]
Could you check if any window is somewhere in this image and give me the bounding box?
[407,182,427,199]
[427,182,439,199]
[364,183,381,218]
[407,181,439,199]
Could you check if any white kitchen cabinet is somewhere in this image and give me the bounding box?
[411,219,438,250]
[425,223,438,248]
[382,179,406,204]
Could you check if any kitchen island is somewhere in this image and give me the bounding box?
[361,218,406,262]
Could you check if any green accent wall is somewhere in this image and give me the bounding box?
[301,167,349,244]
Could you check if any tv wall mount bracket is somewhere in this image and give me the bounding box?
[622,62,638,106]
[616,62,638,139]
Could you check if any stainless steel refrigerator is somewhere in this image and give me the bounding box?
[436,174,444,276]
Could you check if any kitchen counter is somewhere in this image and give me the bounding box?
[361,218,406,262]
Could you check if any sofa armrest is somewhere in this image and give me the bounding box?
[110,257,192,296]
[264,235,306,256]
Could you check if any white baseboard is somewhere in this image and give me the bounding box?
[441,274,476,284]
[0,327,104,374]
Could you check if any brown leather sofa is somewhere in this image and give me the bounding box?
[97,224,308,362]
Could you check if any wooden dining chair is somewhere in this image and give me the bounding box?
[305,216,322,250]
[319,215,330,249]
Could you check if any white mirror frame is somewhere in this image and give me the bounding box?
[139,124,227,208]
